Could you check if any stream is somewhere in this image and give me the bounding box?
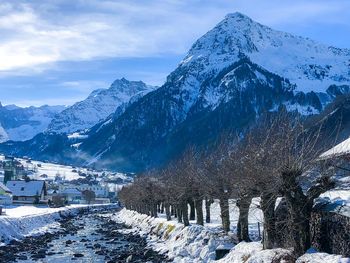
[0,210,169,263]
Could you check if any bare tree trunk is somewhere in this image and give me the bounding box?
[145,205,150,216]
[281,170,311,257]
[165,203,171,221]
[205,198,213,223]
[155,203,159,218]
[260,192,277,249]
[153,203,158,218]
[236,196,252,242]
[177,207,182,223]
[195,198,204,225]
[181,201,190,226]
[281,171,334,257]
[189,200,196,220]
[219,197,230,233]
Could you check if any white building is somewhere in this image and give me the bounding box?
[59,183,109,198]
[61,188,82,204]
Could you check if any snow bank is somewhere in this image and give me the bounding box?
[0,204,112,245]
[113,208,231,263]
[297,252,350,263]
[217,242,294,263]
[4,204,89,218]
[114,209,350,263]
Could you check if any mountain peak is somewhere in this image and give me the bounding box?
[111,77,130,85]
[47,78,156,134]
[224,12,253,23]
[181,13,350,93]
[109,78,151,95]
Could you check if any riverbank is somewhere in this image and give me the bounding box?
[1,211,169,262]
[112,208,232,262]
[0,204,115,245]
[113,208,350,263]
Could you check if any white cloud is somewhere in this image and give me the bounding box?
[0,1,209,73]
[0,0,349,74]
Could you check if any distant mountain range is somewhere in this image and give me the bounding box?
[0,104,65,142]
[0,12,349,172]
[0,78,155,142]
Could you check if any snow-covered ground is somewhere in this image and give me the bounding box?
[0,155,83,181]
[3,204,90,218]
[113,198,350,263]
[0,154,130,184]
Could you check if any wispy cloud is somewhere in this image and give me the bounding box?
[0,0,212,73]
[0,0,349,75]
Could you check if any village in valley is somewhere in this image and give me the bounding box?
[0,155,132,215]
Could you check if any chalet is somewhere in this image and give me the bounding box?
[315,138,350,255]
[6,180,47,204]
[320,137,350,160]
[0,182,12,205]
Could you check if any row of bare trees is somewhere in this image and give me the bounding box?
[118,112,336,256]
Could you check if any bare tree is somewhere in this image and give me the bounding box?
[243,111,335,254]
[82,190,96,204]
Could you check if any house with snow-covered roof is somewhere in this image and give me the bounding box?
[6,180,47,204]
[320,137,350,160]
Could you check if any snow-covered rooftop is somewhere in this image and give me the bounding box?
[6,180,46,197]
[320,137,350,159]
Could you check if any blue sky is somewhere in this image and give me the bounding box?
[0,0,349,107]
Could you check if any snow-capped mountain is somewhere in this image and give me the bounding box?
[0,104,65,142]
[183,12,350,94]
[77,13,350,171]
[1,13,349,171]
[47,78,156,134]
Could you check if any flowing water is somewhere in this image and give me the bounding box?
[1,211,169,263]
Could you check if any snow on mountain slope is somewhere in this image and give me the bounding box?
[0,123,9,143]
[47,78,156,134]
[181,12,350,94]
[0,104,65,142]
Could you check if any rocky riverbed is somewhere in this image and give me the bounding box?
[0,209,169,262]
